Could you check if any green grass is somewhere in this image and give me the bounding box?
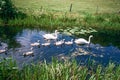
[4,12,120,31]
[12,0,120,14]
[0,57,120,80]
[0,0,120,31]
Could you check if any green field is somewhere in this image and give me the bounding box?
[12,0,120,14]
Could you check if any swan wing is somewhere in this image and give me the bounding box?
[43,34,52,38]
[43,34,56,39]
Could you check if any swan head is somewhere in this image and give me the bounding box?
[89,35,93,38]
[55,30,58,33]
[55,30,60,34]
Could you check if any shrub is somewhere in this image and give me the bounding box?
[0,0,26,23]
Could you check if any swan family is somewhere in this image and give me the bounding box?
[0,30,93,57]
[42,30,93,46]
[23,30,93,56]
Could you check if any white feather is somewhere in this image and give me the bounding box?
[0,49,6,53]
[30,40,40,46]
[74,35,93,45]
[43,30,58,40]
[23,47,34,56]
[65,39,73,45]
[0,47,7,54]
[54,39,65,46]
[41,42,50,46]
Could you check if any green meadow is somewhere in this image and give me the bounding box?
[12,0,120,13]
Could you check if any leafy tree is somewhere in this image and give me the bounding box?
[0,0,26,23]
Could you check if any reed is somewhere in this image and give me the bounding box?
[0,57,120,80]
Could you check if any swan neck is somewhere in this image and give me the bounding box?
[55,31,58,37]
[88,36,92,43]
[55,33,57,38]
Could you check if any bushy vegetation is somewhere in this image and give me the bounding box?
[0,57,120,80]
[0,0,17,20]
[0,0,26,24]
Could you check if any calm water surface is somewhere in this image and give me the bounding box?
[0,28,120,66]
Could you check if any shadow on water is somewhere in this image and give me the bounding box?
[0,27,120,67]
[92,30,120,48]
[0,26,23,48]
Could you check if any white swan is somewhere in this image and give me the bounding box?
[43,30,58,40]
[54,39,65,46]
[74,35,93,45]
[41,42,51,47]
[23,47,34,56]
[30,40,40,47]
[0,47,7,54]
[65,39,73,45]
[0,49,6,53]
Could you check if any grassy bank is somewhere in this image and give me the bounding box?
[0,0,120,31]
[0,57,120,80]
[1,12,120,30]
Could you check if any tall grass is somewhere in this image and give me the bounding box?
[0,57,120,80]
[1,12,119,30]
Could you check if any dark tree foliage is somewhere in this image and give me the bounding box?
[0,0,26,23]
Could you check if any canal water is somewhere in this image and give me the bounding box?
[0,27,120,66]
